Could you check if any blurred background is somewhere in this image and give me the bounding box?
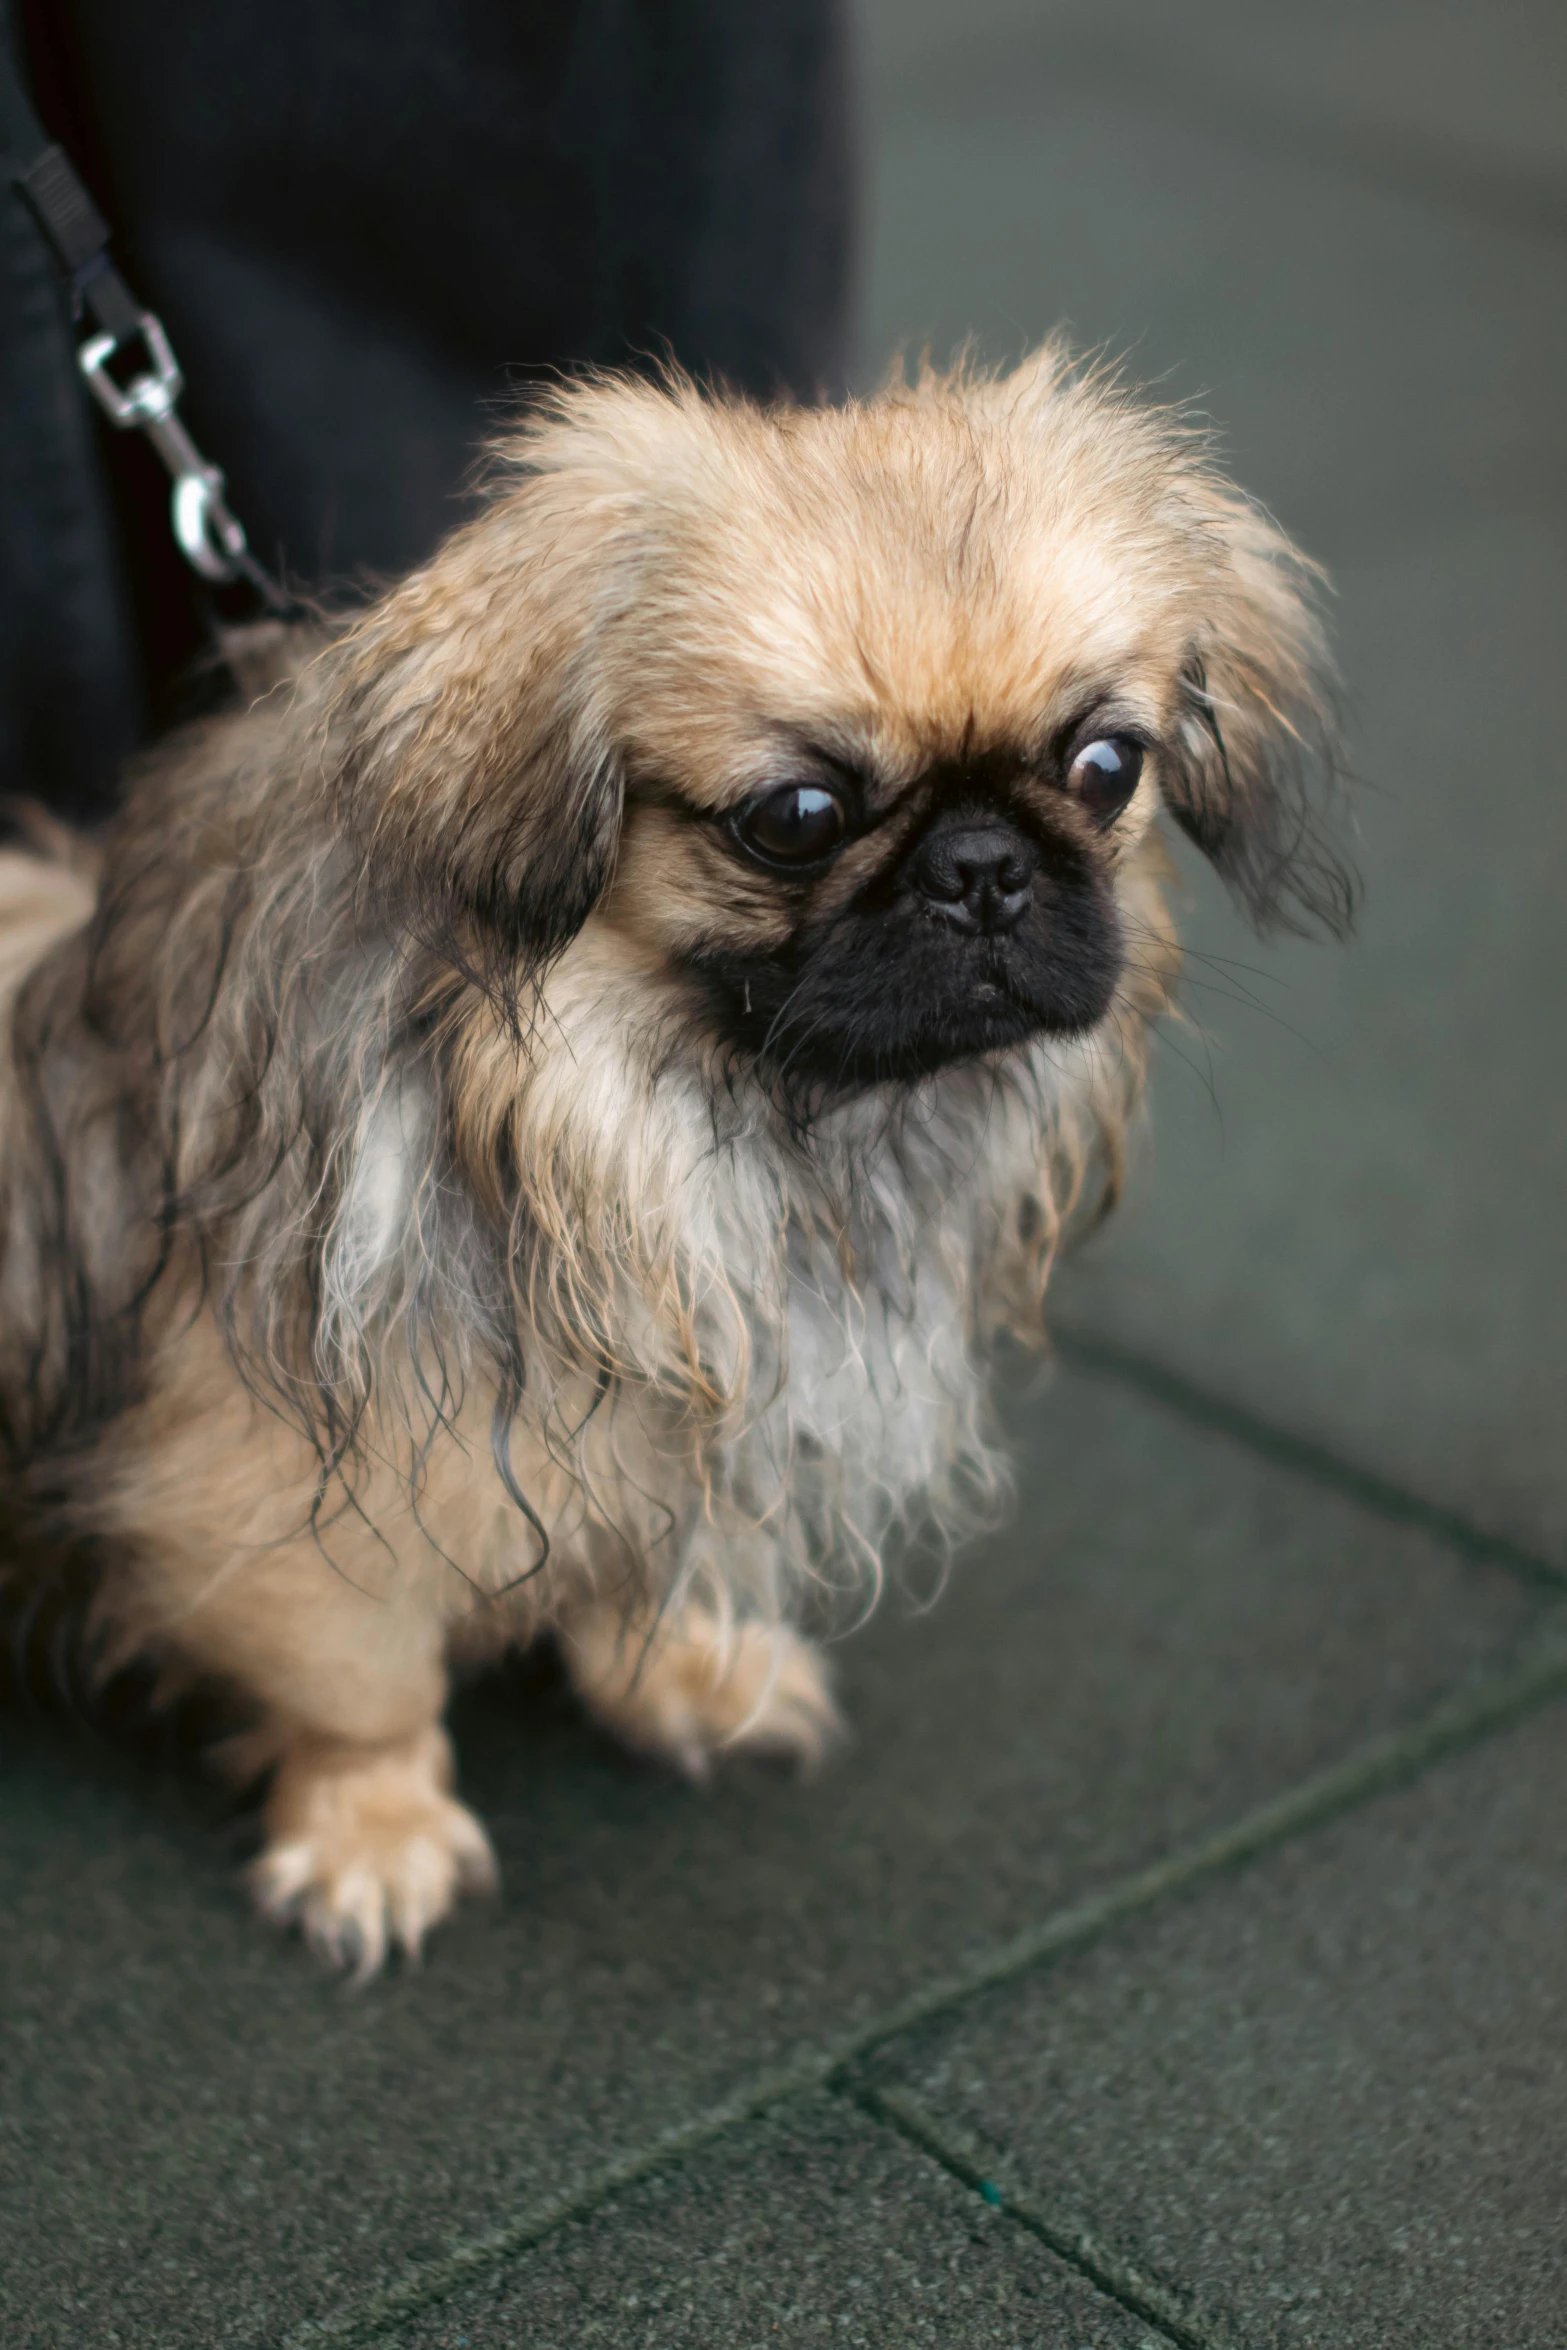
[854,0,1566,1564]
[2,6,1564,2346]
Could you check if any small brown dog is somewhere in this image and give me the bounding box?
[0,350,1345,1975]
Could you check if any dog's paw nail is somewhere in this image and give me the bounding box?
[452,1821,501,1894]
[250,1841,314,1919]
[674,1740,712,1785]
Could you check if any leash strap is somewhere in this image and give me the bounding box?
[11,131,298,619]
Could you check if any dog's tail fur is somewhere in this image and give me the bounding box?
[0,811,100,1698]
[0,807,97,1012]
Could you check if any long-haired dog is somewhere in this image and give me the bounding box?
[0,350,1346,1975]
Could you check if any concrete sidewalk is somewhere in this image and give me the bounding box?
[4,4,1564,2343]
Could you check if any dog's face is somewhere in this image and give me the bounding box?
[616,702,1155,1096]
[667,741,1133,1089]
[604,568,1175,1092]
[329,351,1347,1100]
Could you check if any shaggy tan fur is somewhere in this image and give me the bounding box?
[0,350,1343,1975]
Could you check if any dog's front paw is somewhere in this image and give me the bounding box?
[565,1605,841,1781]
[251,1725,497,1981]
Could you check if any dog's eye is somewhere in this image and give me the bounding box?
[737,784,847,867]
[1066,736,1144,824]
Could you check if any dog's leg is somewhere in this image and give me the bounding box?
[181,1548,493,1977]
[561,1596,841,1781]
[99,1341,496,1977]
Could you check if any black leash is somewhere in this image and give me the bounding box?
[3,26,300,631]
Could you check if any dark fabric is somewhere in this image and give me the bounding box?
[0,3,143,822]
[4,0,856,816]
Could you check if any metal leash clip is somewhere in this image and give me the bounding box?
[13,140,295,617]
[77,311,263,588]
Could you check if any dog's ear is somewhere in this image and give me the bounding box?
[1164,490,1355,934]
[321,459,633,1003]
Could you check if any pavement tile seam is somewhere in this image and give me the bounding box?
[278,2060,837,2350]
[885,22,1567,247]
[365,2088,1184,2350]
[850,2081,1214,2350]
[290,1614,1567,2350]
[1054,1326,1567,1592]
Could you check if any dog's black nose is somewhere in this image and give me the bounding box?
[913,824,1035,934]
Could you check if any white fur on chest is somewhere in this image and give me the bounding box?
[328,1013,1105,1621]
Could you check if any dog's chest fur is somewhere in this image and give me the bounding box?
[330,1015,1100,1632]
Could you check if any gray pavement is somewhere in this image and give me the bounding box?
[870,1706,1567,2349]
[3,4,1564,2344]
